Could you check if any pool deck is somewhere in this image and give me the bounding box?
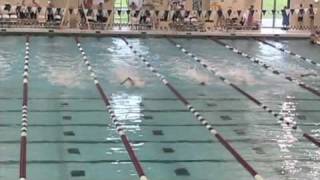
[0,27,311,38]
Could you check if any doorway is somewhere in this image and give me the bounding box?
[261,0,290,28]
[114,0,129,24]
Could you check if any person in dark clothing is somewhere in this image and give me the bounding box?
[215,7,224,28]
[308,4,315,29]
[246,5,254,26]
[310,31,320,45]
[96,3,107,23]
[297,4,305,29]
[281,6,290,30]
[140,11,147,24]
[47,7,54,22]
[30,7,37,19]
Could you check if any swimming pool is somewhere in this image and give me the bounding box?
[0,35,319,180]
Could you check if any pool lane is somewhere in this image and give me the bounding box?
[168,38,320,133]
[79,37,265,180]
[166,38,320,147]
[24,36,137,180]
[0,36,26,180]
[166,39,284,121]
[133,37,320,180]
[121,37,264,180]
[220,39,320,91]
[0,36,25,84]
[75,37,148,180]
[255,38,320,68]
[273,39,320,65]
[214,39,320,98]
[0,36,26,179]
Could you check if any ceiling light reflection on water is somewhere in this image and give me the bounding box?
[278,96,299,176]
[105,93,144,158]
[96,38,147,88]
[278,96,320,179]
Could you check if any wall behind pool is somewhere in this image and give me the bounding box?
[0,0,319,27]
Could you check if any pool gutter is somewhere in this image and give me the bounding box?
[0,28,310,39]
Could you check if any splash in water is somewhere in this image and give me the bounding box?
[183,67,210,84]
[217,64,261,85]
[173,59,211,85]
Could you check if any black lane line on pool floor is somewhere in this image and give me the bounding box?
[2,109,320,113]
[256,38,320,68]
[0,158,316,164]
[1,97,320,101]
[74,37,148,180]
[3,122,318,127]
[168,39,320,148]
[0,138,313,144]
[2,97,320,102]
[19,36,30,180]
[120,37,264,180]
[213,39,320,98]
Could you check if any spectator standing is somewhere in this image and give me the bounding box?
[129,2,138,11]
[308,4,315,29]
[297,4,305,29]
[281,6,290,30]
[246,5,254,27]
[215,6,224,29]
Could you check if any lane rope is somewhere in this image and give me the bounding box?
[166,39,286,123]
[74,37,148,180]
[256,38,320,68]
[120,37,264,180]
[19,36,30,180]
[213,39,320,98]
[167,38,320,149]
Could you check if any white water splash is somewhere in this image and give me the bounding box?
[182,67,211,84]
[105,93,144,156]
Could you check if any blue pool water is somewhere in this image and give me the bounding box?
[0,36,319,180]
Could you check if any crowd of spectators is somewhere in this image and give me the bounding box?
[0,1,318,32]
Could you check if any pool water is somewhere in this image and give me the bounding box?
[0,36,319,180]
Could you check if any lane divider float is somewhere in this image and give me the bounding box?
[120,37,264,180]
[256,38,320,68]
[19,36,30,180]
[213,39,320,98]
[167,39,286,123]
[167,38,320,148]
[74,37,148,180]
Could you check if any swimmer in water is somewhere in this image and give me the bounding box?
[310,30,320,45]
[300,73,317,77]
[120,77,135,86]
[200,82,206,86]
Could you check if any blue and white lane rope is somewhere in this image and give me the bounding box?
[167,38,320,148]
[256,39,320,68]
[166,39,287,124]
[213,39,320,98]
[120,37,264,180]
[75,37,148,180]
[20,36,30,180]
